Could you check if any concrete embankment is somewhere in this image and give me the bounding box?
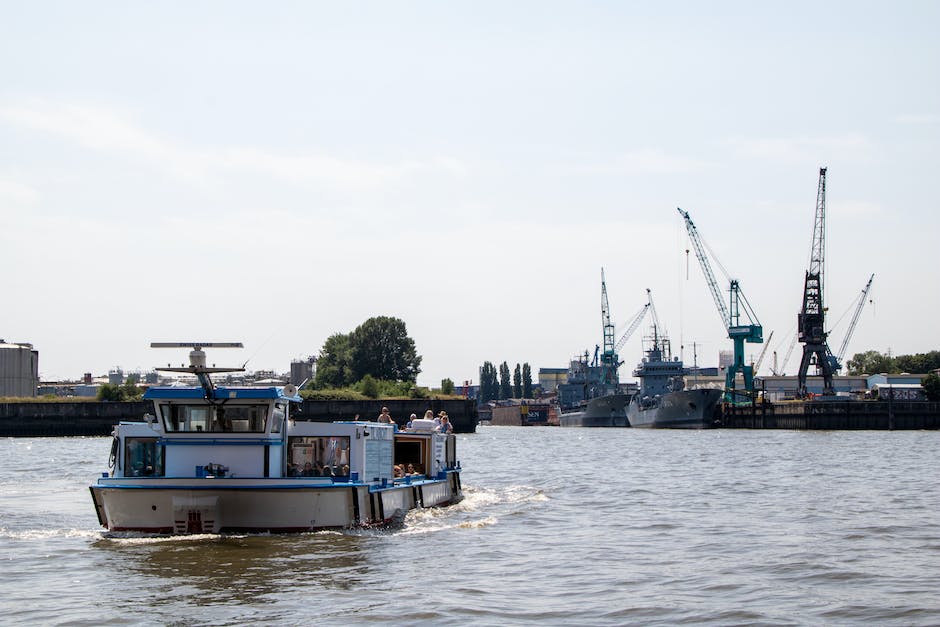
[721,400,940,429]
[0,398,478,436]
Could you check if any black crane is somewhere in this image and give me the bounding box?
[796,167,836,397]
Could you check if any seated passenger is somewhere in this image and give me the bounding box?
[406,413,417,429]
[340,464,349,476]
[321,464,334,477]
[393,464,404,478]
[301,462,316,477]
[287,463,300,477]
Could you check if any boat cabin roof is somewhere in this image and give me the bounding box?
[144,386,302,402]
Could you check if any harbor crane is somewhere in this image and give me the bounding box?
[832,273,875,372]
[678,207,763,402]
[598,268,618,387]
[596,270,650,388]
[796,167,836,397]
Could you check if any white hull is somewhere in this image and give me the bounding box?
[90,473,461,534]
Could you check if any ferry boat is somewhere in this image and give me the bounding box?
[89,343,462,534]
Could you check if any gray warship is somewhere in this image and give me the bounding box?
[627,325,722,429]
[556,351,634,427]
[557,272,649,428]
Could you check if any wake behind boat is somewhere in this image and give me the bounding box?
[89,343,462,534]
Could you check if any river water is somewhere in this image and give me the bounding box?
[1,427,938,626]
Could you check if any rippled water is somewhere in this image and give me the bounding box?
[1,428,939,625]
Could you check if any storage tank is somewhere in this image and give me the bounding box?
[0,341,39,397]
[290,357,315,386]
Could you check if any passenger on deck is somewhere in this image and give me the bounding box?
[321,464,334,477]
[287,463,300,477]
[393,464,404,478]
[439,414,454,434]
[301,462,317,477]
[406,413,417,429]
[378,407,393,424]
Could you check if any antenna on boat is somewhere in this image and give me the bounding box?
[151,342,245,399]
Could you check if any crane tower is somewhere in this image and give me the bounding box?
[797,167,836,396]
[678,207,763,403]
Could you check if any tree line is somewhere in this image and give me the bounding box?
[846,350,940,376]
[478,361,533,403]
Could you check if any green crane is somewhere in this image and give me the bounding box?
[678,207,763,403]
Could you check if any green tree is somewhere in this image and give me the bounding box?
[922,372,940,401]
[479,362,498,403]
[350,316,421,383]
[314,332,354,388]
[512,363,522,398]
[846,350,897,375]
[359,374,380,398]
[441,378,455,395]
[121,380,143,401]
[522,363,533,398]
[97,383,125,402]
[895,351,940,374]
[499,361,512,400]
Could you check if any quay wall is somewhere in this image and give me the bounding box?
[721,400,940,430]
[0,398,478,437]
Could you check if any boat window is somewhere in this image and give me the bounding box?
[271,403,285,434]
[287,436,350,477]
[160,404,267,433]
[124,438,164,477]
[394,438,425,470]
[216,405,267,432]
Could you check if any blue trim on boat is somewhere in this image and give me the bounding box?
[144,386,301,401]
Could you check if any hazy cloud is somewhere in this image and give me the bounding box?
[0,99,468,189]
[572,149,712,175]
[0,178,40,207]
[894,113,939,125]
[724,134,874,164]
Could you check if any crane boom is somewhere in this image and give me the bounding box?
[677,207,730,329]
[776,331,798,376]
[835,273,875,368]
[753,330,774,373]
[615,302,650,353]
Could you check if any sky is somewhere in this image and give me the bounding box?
[1,1,938,387]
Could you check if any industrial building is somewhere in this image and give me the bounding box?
[0,341,39,397]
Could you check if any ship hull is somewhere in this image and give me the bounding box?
[627,388,722,429]
[89,473,461,534]
[558,393,632,428]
